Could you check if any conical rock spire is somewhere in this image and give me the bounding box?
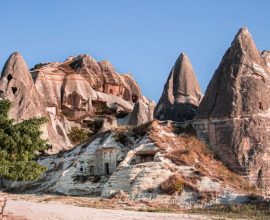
[154,53,202,122]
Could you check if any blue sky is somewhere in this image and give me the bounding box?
[1,1,270,101]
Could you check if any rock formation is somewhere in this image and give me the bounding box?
[0,52,45,120]
[154,53,203,122]
[194,27,270,192]
[0,53,154,152]
[6,121,252,207]
[0,52,72,152]
[128,97,155,125]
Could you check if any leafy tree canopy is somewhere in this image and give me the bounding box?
[0,99,48,181]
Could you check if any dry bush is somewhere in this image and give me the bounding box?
[161,174,198,195]
[161,175,185,195]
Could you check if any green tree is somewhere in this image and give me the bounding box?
[0,99,48,181]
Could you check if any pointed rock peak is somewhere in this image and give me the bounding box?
[231,27,259,58]
[99,60,115,72]
[154,52,202,122]
[69,54,100,71]
[173,53,202,103]
[177,52,188,61]
[1,51,32,82]
[175,53,193,72]
[6,51,25,65]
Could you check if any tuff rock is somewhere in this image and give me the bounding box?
[194,27,270,192]
[154,53,202,122]
[0,53,154,153]
[0,52,72,152]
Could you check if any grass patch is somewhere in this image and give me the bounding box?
[188,202,270,220]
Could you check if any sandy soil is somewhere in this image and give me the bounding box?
[4,199,213,220]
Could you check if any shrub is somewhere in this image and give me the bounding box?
[86,119,104,134]
[161,175,185,195]
[132,121,151,138]
[68,127,91,144]
[114,131,130,146]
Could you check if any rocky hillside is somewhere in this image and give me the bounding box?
[0,53,155,153]
[5,120,256,208]
[1,26,269,207]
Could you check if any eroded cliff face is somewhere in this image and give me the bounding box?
[154,53,203,122]
[0,52,45,120]
[0,52,72,152]
[194,27,270,192]
[32,55,142,111]
[0,53,154,153]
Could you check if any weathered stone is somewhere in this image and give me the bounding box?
[0,52,45,120]
[194,27,270,192]
[0,52,72,153]
[0,53,155,152]
[128,97,155,125]
[154,53,202,122]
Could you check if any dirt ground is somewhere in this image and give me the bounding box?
[0,192,222,220]
[5,199,215,220]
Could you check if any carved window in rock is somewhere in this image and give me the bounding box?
[11,87,17,95]
[80,166,84,173]
[132,94,138,103]
[109,89,113,94]
[7,74,13,82]
[259,102,263,110]
[0,90,4,98]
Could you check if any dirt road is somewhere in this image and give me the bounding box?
[5,199,212,220]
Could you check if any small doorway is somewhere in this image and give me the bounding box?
[89,166,95,175]
[105,163,110,175]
